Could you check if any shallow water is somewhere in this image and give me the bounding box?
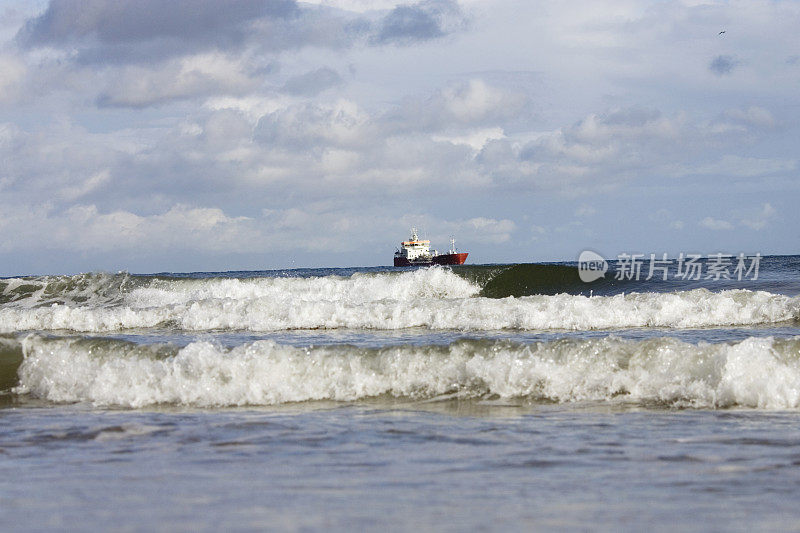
[3,403,800,531]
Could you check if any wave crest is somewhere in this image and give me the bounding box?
[1,269,798,333]
[1,288,797,333]
[13,335,800,409]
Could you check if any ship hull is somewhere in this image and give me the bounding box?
[394,252,468,267]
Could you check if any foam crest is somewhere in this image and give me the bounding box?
[14,335,800,409]
[1,285,797,333]
[126,267,479,307]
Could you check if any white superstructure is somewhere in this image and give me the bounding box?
[395,228,436,262]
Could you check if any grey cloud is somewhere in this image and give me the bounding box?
[372,0,465,46]
[561,107,676,148]
[281,68,343,96]
[20,0,296,45]
[12,0,468,109]
[17,0,430,66]
[18,0,298,63]
[599,107,662,128]
[720,106,776,130]
[481,103,788,192]
[709,55,738,76]
[253,101,373,151]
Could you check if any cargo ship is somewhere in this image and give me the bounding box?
[393,228,468,266]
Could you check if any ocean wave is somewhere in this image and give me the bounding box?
[1,268,478,307]
[0,288,797,333]
[1,269,798,332]
[0,272,136,307]
[11,335,800,409]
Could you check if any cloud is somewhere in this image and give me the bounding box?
[460,217,516,243]
[709,55,739,76]
[303,0,400,12]
[2,87,791,231]
[1,203,255,253]
[432,127,505,150]
[386,79,527,135]
[487,102,795,192]
[0,119,137,207]
[10,0,469,109]
[691,155,796,179]
[18,0,298,62]
[475,106,688,191]
[0,53,26,103]
[0,201,513,263]
[698,205,776,232]
[97,53,258,107]
[17,0,465,71]
[720,106,776,130]
[649,209,684,231]
[567,108,680,143]
[281,67,343,96]
[739,203,776,231]
[700,217,733,231]
[372,0,466,45]
[254,98,373,150]
[441,79,520,124]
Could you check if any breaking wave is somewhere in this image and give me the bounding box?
[9,335,800,409]
[1,268,798,332]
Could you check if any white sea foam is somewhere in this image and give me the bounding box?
[14,335,800,409]
[1,268,798,332]
[127,267,479,306]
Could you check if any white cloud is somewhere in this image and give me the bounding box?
[255,98,372,149]
[700,217,733,231]
[722,106,776,129]
[0,53,26,103]
[460,217,516,243]
[529,224,546,241]
[649,209,685,230]
[432,127,504,150]
[303,1,400,12]
[740,203,776,231]
[204,95,293,123]
[98,53,257,107]
[575,205,597,217]
[61,169,112,201]
[441,79,520,124]
[0,202,517,261]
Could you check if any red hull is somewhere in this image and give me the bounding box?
[394,252,468,267]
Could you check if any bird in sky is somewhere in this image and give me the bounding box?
[719,30,726,35]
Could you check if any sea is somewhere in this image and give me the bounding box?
[2,256,800,531]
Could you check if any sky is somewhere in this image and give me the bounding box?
[0,0,798,275]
